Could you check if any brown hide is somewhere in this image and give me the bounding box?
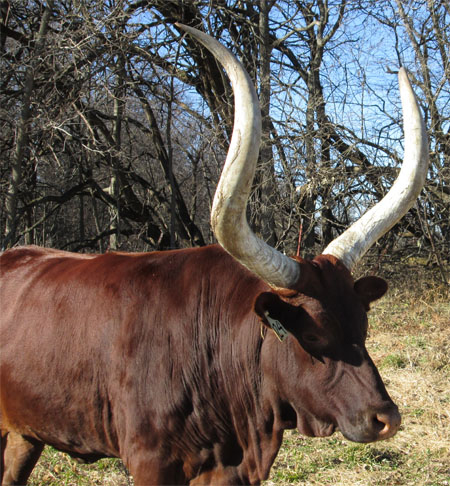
[0,245,399,485]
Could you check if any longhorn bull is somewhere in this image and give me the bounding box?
[0,25,428,486]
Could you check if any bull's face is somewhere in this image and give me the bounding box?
[255,254,401,443]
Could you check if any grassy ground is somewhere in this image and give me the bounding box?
[27,269,449,486]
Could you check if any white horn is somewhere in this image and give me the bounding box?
[177,24,300,289]
[323,68,429,270]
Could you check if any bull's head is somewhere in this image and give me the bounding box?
[177,24,428,443]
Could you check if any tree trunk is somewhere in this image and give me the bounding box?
[255,0,277,246]
[3,0,54,248]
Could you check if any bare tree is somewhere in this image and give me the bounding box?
[0,0,446,283]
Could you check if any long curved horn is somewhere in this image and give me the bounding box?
[177,24,301,289]
[323,68,429,270]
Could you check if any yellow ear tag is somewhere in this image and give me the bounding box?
[264,311,288,342]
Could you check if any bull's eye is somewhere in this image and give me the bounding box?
[302,333,320,344]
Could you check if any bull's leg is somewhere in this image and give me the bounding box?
[1,431,44,486]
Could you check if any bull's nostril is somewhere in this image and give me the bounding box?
[374,409,401,439]
[375,413,390,434]
[373,414,387,433]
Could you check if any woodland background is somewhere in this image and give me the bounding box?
[1,0,449,283]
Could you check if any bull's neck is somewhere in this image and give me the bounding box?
[219,321,285,483]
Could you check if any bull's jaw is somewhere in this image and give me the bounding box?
[295,411,336,438]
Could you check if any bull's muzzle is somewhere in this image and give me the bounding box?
[347,404,401,443]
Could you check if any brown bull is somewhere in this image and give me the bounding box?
[0,25,428,486]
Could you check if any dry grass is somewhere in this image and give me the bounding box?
[27,268,450,486]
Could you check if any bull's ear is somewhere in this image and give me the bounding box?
[354,276,388,308]
[254,292,295,340]
[254,292,287,320]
